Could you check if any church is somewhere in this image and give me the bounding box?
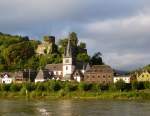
[35,38,114,84]
[35,38,88,83]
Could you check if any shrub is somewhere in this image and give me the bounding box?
[144,81,150,89]
[24,83,35,91]
[10,84,21,92]
[91,83,101,92]
[78,82,91,91]
[115,80,127,91]
[100,84,109,91]
[109,84,116,91]
[64,82,77,92]
[49,81,61,91]
[132,81,144,90]
[36,83,45,91]
[1,84,11,91]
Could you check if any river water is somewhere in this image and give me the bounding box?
[0,99,150,116]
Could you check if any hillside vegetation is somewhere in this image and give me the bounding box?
[0,32,103,71]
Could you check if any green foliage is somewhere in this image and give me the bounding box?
[78,82,91,91]
[115,80,127,91]
[144,81,150,89]
[1,84,11,91]
[10,84,22,92]
[69,32,78,46]
[79,42,86,49]
[132,81,144,90]
[49,81,61,92]
[64,82,78,92]
[77,53,90,63]
[90,52,103,65]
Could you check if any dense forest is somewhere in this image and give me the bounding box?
[0,32,103,71]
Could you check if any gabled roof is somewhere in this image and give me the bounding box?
[35,69,49,80]
[86,65,113,73]
[72,69,84,77]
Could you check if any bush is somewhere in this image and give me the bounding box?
[1,84,11,91]
[144,81,150,89]
[100,84,109,91]
[36,83,46,91]
[109,84,116,91]
[78,82,91,91]
[132,81,144,90]
[49,81,61,92]
[115,80,127,91]
[64,82,77,92]
[91,83,101,92]
[20,86,27,95]
[23,83,35,91]
[10,84,21,92]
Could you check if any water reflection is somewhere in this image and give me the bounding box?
[0,99,150,116]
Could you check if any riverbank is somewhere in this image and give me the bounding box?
[0,81,150,100]
[1,90,150,100]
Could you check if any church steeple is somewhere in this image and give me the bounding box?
[64,38,72,57]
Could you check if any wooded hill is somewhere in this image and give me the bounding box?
[0,32,103,71]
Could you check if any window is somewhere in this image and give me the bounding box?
[66,66,68,70]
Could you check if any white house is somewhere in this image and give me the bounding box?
[113,76,131,83]
[1,74,13,84]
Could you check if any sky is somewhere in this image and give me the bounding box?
[0,0,150,71]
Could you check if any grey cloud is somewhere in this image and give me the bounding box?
[0,0,150,70]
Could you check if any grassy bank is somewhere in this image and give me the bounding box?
[1,90,150,100]
[0,80,150,100]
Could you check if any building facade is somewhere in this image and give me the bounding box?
[84,65,114,84]
[136,70,150,82]
[113,76,131,83]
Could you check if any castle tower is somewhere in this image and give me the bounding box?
[62,38,75,80]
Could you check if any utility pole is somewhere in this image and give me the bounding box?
[29,68,31,82]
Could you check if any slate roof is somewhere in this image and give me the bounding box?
[45,63,63,71]
[35,69,50,80]
[86,65,113,73]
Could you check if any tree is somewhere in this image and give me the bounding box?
[77,53,90,63]
[90,52,103,65]
[79,42,86,49]
[69,32,78,46]
[115,80,127,91]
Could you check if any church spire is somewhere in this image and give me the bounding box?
[65,38,72,57]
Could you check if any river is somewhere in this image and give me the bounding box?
[0,99,150,116]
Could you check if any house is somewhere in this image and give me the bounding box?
[0,74,14,84]
[35,69,50,83]
[113,76,131,83]
[136,70,150,82]
[72,69,84,82]
[14,70,37,83]
[84,65,114,84]
[45,64,63,80]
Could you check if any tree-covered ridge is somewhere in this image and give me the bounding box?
[0,32,103,71]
